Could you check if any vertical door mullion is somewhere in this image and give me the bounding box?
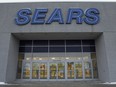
[21,60,24,79]
[47,62,49,80]
[37,62,39,80]
[56,62,58,80]
[81,61,83,80]
[39,63,40,80]
[74,62,76,80]
[91,59,94,79]
[81,40,85,80]
[30,61,32,81]
[65,61,67,80]
[31,40,33,81]
[82,59,85,80]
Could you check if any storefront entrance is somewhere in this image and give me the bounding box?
[17,40,98,81]
[22,59,93,81]
[49,62,65,79]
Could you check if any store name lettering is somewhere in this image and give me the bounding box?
[15,8,100,25]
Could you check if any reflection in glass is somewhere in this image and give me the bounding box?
[33,40,48,46]
[50,40,65,45]
[67,62,74,79]
[19,47,32,53]
[83,53,90,60]
[32,63,39,79]
[91,53,96,59]
[17,54,24,79]
[20,40,32,46]
[82,46,96,52]
[92,60,98,78]
[24,53,32,61]
[84,62,92,79]
[23,62,30,79]
[33,47,48,52]
[40,63,47,79]
[75,62,83,79]
[82,40,95,45]
[50,63,57,79]
[50,47,65,52]
[66,46,82,52]
[66,40,81,45]
[58,63,65,79]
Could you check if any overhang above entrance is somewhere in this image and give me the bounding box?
[13,32,101,40]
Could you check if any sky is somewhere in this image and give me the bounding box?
[0,0,116,3]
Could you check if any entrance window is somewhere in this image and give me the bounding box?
[50,40,65,45]
[84,61,92,79]
[32,62,39,79]
[17,40,98,80]
[91,53,98,79]
[33,47,48,52]
[67,62,74,79]
[49,62,65,79]
[33,40,48,46]
[32,53,48,61]
[50,47,65,52]
[66,46,82,52]
[66,40,81,45]
[23,62,31,79]
[20,40,32,46]
[16,53,24,79]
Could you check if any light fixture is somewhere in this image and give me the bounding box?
[39,58,42,60]
[26,58,30,60]
[66,57,69,59]
[52,57,55,60]
[83,56,88,60]
[33,57,36,60]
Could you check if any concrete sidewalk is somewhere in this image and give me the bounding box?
[0,81,116,87]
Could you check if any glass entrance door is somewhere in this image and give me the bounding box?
[75,62,83,79]
[67,61,83,79]
[58,62,65,79]
[22,60,93,80]
[50,62,65,79]
[84,61,92,79]
[49,63,57,79]
[40,63,47,79]
[32,62,48,79]
[32,62,39,79]
[67,62,74,79]
[22,62,31,79]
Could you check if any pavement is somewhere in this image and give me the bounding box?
[0,80,116,87]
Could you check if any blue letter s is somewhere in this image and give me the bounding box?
[15,9,32,25]
[84,8,100,25]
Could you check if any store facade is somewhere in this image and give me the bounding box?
[17,40,97,81]
[0,2,116,83]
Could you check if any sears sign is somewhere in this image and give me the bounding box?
[15,8,100,25]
